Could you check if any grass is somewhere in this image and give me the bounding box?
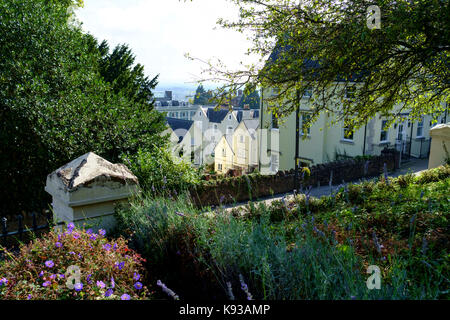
[114,165,450,300]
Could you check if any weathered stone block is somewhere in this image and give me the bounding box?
[45,152,139,232]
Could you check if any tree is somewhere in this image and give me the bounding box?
[238,89,261,109]
[97,41,159,105]
[196,0,449,130]
[193,84,214,105]
[0,0,167,213]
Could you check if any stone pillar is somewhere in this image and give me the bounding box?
[428,123,450,169]
[45,152,139,232]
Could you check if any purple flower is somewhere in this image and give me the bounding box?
[27,294,32,300]
[55,242,63,248]
[96,281,106,289]
[103,244,112,251]
[121,294,131,300]
[58,274,65,279]
[72,232,80,239]
[115,262,125,270]
[0,278,8,286]
[105,289,114,297]
[133,273,140,281]
[134,282,143,290]
[74,283,83,291]
[86,229,93,235]
[50,274,56,280]
[111,277,115,288]
[69,251,76,255]
[42,281,51,287]
[67,222,75,231]
[90,234,98,241]
[45,260,54,268]
[87,274,92,284]
[38,271,44,277]
[175,212,186,217]
[113,243,118,251]
[99,229,106,236]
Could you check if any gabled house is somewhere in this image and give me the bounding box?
[214,134,234,174]
[232,119,260,173]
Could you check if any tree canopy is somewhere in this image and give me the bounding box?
[0,0,166,213]
[197,0,449,130]
[193,84,214,105]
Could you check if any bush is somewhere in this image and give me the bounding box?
[122,147,201,194]
[0,225,150,300]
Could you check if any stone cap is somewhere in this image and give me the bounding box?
[430,123,450,139]
[45,152,139,206]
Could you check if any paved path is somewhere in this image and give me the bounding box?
[218,158,429,213]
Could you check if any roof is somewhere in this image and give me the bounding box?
[243,119,260,140]
[206,108,229,123]
[234,109,260,123]
[224,134,234,152]
[166,117,193,142]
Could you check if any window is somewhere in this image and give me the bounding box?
[227,126,233,135]
[303,87,313,98]
[301,114,311,135]
[380,120,389,142]
[222,148,226,157]
[191,137,195,146]
[346,85,356,100]
[199,112,202,116]
[271,154,279,172]
[342,126,354,141]
[238,149,245,159]
[416,117,424,137]
[240,135,244,143]
[228,115,232,120]
[397,123,404,141]
[271,113,279,129]
[218,163,223,171]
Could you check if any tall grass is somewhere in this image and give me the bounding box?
[114,166,449,300]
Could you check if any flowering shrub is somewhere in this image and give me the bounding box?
[0,224,151,300]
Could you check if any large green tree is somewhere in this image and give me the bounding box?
[199,0,449,130]
[0,0,166,213]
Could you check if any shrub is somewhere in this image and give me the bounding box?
[0,225,150,300]
[122,147,201,194]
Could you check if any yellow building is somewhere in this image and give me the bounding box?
[260,86,446,172]
[214,134,234,174]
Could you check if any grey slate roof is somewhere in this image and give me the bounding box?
[206,108,229,123]
[166,117,193,142]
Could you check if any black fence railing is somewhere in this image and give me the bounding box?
[1,211,55,241]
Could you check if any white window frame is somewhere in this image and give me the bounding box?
[342,126,354,141]
[416,117,424,137]
[380,120,389,142]
[301,113,311,136]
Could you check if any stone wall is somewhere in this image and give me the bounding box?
[190,149,400,207]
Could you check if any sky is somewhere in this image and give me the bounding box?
[76,0,258,89]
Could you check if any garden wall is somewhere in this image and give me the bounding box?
[190,149,400,207]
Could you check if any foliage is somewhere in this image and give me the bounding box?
[238,88,261,109]
[0,0,167,214]
[194,0,449,130]
[115,166,450,300]
[193,84,214,105]
[0,225,150,300]
[121,147,201,194]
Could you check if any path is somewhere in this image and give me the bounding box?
[218,158,429,213]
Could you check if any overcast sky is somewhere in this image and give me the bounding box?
[75,0,257,88]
